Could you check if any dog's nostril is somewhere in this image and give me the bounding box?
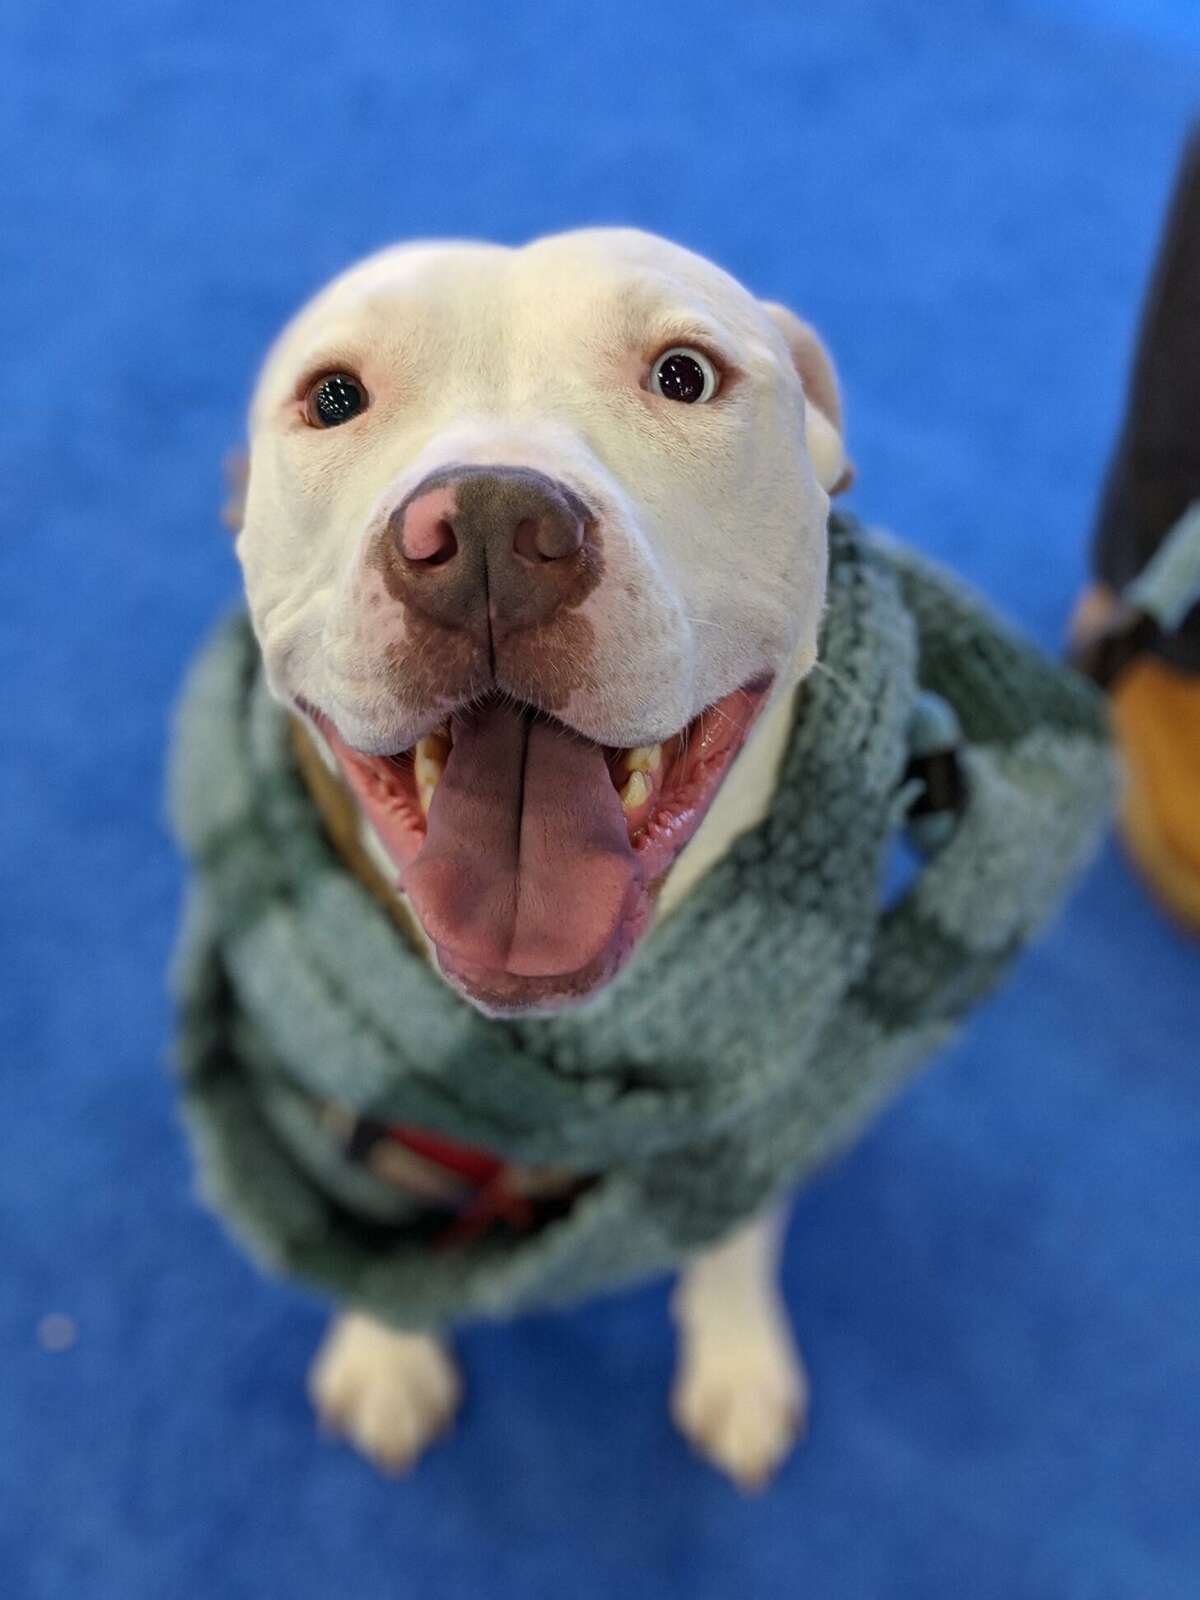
[512,516,547,563]
[416,517,458,568]
[395,502,459,568]
[512,511,583,564]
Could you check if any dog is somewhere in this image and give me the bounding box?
[229,227,850,1488]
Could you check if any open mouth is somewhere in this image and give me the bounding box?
[314,681,772,1014]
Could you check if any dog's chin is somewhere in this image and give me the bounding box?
[309,677,773,1017]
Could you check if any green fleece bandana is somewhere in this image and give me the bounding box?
[169,516,1112,1331]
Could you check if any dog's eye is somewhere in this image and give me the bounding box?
[649,346,720,404]
[305,372,368,428]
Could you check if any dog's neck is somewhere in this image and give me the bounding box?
[292,650,812,958]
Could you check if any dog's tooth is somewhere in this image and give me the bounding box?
[414,735,447,770]
[415,747,443,784]
[620,770,651,814]
[414,734,448,814]
[625,744,662,774]
[415,774,439,814]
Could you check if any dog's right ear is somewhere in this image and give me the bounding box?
[222,449,249,533]
[761,303,854,495]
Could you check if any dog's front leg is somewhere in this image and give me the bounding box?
[308,1311,461,1474]
[670,1205,808,1490]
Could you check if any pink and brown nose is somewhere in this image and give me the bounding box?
[385,466,597,636]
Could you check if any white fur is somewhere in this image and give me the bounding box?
[309,1313,461,1474]
[237,228,848,1488]
[671,1208,808,1489]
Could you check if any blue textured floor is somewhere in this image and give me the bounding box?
[3,3,1198,1596]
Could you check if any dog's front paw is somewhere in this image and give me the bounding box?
[308,1311,461,1474]
[671,1309,809,1491]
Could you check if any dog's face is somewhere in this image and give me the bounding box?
[236,228,846,1014]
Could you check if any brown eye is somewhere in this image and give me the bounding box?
[305,372,368,428]
[649,346,719,404]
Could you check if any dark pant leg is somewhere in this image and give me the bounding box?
[1094,124,1200,671]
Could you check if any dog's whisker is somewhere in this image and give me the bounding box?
[681,613,738,642]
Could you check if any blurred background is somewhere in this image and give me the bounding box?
[2,2,1198,1595]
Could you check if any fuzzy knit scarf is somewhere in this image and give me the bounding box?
[169,515,1112,1331]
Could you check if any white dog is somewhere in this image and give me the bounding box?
[232,228,850,1488]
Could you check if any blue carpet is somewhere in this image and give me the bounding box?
[3,3,1198,1596]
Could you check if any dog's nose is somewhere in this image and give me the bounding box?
[386,466,593,635]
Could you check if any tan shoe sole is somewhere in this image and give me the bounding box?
[1072,584,1200,932]
[1113,655,1200,931]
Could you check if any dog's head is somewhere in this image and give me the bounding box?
[234,228,846,1014]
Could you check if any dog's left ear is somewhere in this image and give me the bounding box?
[761,303,854,495]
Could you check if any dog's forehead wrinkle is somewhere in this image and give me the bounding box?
[311,239,513,312]
[333,231,755,334]
[522,225,747,288]
[260,245,517,396]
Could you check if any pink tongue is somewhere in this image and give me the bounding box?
[403,702,637,978]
